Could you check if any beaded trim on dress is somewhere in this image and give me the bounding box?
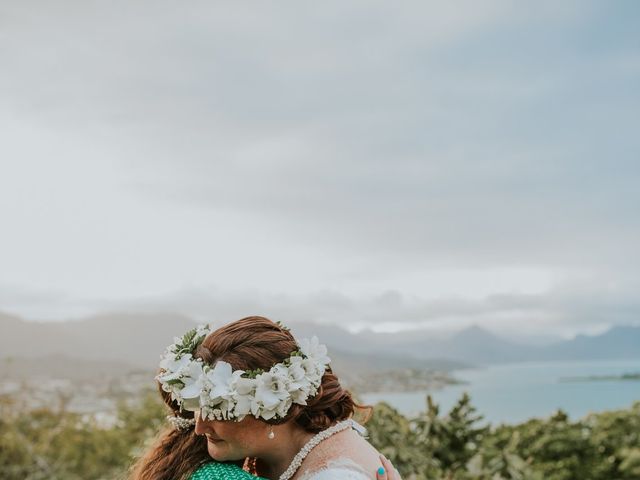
[279,420,355,480]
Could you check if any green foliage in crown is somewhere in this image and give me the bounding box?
[171,324,211,359]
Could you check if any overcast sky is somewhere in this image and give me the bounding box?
[1,1,638,340]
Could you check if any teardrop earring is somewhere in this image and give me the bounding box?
[268,425,275,440]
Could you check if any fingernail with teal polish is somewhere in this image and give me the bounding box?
[378,467,385,475]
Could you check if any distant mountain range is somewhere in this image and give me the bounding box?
[0,311,466,388]
[0,310,196,368]
[291,321,640,364]
[1,311,639,373]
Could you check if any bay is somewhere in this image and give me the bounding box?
[361,359,640,425]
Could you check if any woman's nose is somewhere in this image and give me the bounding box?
[194,412,211,436]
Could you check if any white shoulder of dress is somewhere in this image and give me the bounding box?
[298,458,371,480]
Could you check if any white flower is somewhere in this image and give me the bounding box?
[301,357,325,385]
[287,357,313,405]
[298,336,331,367]
[158,353,193,382]
[198,361,249,419]
[156,353,207,405]
[252,367,290,419]
[288,357,307,383]
[206,362,239,400]
[178,361,207,410]
[276,396,293,418]
[232,377,257,419]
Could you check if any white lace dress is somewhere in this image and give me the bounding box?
[297,458,372,480]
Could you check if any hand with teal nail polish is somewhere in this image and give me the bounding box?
[376,455,402,480]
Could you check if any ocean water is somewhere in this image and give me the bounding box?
[361,359,640,425]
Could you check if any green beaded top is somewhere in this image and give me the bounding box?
[189,462,267,480]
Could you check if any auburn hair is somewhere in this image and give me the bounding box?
[128,388,212,480]
[196,315,365,432]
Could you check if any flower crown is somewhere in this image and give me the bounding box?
[156,323,331,422]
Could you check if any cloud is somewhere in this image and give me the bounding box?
[76,0,637,268]
[77,270,640,338]
[0,1,638,336]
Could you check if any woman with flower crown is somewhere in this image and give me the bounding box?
[130,316,401,480]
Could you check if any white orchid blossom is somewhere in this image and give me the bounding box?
[299,336,331,369]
